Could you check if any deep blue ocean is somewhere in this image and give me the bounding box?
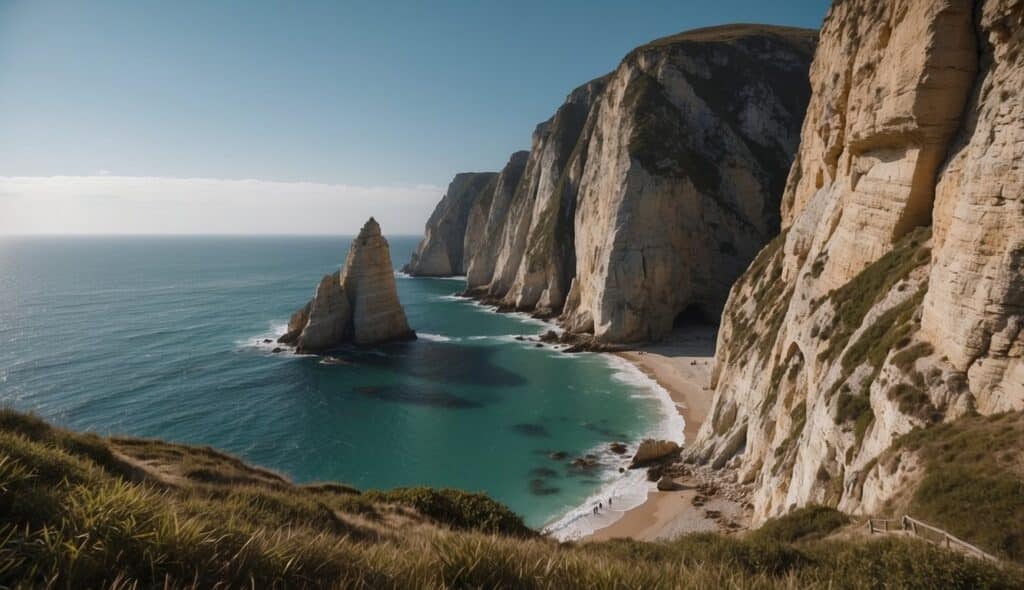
[0,236,674,528]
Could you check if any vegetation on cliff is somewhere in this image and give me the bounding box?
[0,410,1019,589]
[889,410,1024,562]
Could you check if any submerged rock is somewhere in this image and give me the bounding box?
[280,218,415,353]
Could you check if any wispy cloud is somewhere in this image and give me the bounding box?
[0,176,442,235]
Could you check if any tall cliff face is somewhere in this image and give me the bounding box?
[693,0,1023,525]
[404,173,497,276]
[411,25,817,339]
[464,151,529,289]
[281,218,414,351]
[562,27,816,342]
[485,77,608,317]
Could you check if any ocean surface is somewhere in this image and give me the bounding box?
[0,236,680,529]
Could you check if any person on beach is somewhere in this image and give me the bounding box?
[599,502,603,511]
[609,497,613,506]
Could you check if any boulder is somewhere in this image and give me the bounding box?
[629,439,680,468]
[657,475,679,491]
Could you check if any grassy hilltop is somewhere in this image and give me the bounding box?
[0,409,1019,589]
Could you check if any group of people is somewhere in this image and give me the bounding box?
[591,497,613,515]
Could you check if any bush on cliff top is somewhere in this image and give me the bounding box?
[750,505,850,544]
[364,486,533,538]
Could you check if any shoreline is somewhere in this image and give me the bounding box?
[396,277,743,540]
[543,326,743,542]
[575,327,751,542]
[585,327,751,541]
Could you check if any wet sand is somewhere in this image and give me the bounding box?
[585,326,747,542]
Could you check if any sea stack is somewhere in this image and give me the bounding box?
[279,218,415,352]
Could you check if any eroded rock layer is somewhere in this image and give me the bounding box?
[280,218,414,352]
[410,25,817,340]
[692,0,1023,525]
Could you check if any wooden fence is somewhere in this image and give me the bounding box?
[866,515,1000,564]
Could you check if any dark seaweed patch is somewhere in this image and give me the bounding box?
[352,386,483,409]
[512,423,550,438]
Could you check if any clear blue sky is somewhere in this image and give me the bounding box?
[0,0,830,234]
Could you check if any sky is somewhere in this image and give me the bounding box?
[0,0,830,235]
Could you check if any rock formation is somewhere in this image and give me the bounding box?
[691,0,1023,525]
[464,151,529,289]
[280,218,415,352]
[408,25,817,341]
[629,439,681,468]
[403,173,497,276]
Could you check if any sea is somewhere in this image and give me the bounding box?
[0,235,682,532]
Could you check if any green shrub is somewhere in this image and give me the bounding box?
[364,487,534,537]
[751,505,849,544]
[887,384,940,422]
[819,227,931,363]
[891,341,934,372]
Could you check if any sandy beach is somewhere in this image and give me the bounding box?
[584,325,750,542]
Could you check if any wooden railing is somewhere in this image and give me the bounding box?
[866,515,1000,564]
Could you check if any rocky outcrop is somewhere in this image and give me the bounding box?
[297,272,351,351]
[691,0,1023,525]
[280,218,414,352]
[404,173,497,276]
[629,439,681,468]
[412,25,817,340]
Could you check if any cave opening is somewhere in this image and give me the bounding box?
[673,303,717,328]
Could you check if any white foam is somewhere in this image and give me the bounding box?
[237,321,289,352]
[418,332,455,342]
[433,275,468,282]
[603,353,686,443]
[541,354,686,541]
[542,467,654,541]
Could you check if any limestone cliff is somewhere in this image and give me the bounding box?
[692,0,1023,525]
[412,25,817,339]
[280,218,414,351]
[562,27,815,342]
[404,173,497,276]
[464,151,529,288]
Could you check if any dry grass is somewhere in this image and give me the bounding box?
[0,409,1019,589]
[893,411,1024,562]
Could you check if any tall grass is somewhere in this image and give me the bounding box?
[0,409,1019,589]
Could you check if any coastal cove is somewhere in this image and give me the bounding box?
[0,235,683,530]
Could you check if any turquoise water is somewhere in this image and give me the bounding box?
[0,236,671,527]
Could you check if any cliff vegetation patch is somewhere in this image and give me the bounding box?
[894,411,1024,563]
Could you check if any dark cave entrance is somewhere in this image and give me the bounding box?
[673,303,717,328]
